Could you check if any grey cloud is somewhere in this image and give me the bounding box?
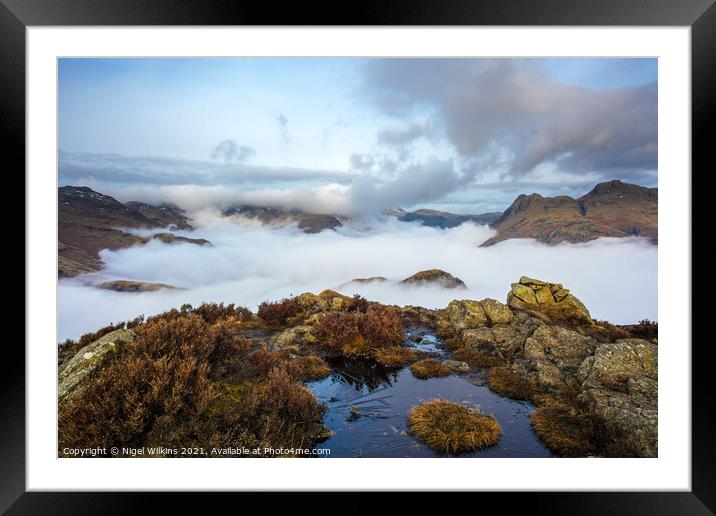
[348,153,375,172]
[348,158,476,215]
[377,121,431,146]
[211,140,255,164]
[362,59,657,180]
[59,151,352,187]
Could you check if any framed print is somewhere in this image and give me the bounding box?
[6,0,711,511]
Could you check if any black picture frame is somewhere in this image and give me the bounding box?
[5,0,709,512]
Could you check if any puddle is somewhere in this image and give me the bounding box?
[307,331,553,458]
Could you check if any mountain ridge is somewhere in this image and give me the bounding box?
[482,180,657,246]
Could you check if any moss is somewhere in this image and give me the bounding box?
[410,358,451,379]
[487,366,534,400]
[407,400,501,454]
[284,356,331,381]
[205,381,249,418]
[373,347,418,367]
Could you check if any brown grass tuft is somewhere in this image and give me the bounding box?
[530,401,640,457]
[284,356,331,381]
[487,366,533,400]
[410,358,451,379]
[407,400,501,454]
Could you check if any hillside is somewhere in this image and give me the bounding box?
[58,186,199,277]
[482,180,657,246]
[223,205,343,234]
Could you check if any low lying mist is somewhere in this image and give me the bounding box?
[58,219,657,341]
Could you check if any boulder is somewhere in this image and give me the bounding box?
[578,339,657,391]
[445,300,488,329]
[524,325,595,389]
[444,298,513,332]
[461,327,495,350]
[507,276,591,324]
[479,298,513,325]
[575,339,658,457]
[58,328,135,405]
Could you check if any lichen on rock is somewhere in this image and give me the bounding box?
[507,276,591,324]
[58,328,135,405]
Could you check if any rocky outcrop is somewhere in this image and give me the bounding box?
[524,325,596,389]
[271,325,319,350]
[577,339,658,457]
[58,329,135,405]
[445,298,513,330]
[401,269,467,289]
[507,276,591,324]
[434,276,657,456]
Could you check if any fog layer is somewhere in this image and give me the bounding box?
[58,220,657,341]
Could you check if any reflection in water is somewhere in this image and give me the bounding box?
[308,331,553,458]
[323,356,401,393]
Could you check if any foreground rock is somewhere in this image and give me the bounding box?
[433,276,657,457]
[507,276,591,324]
[58,328,135,405]
[401,269,467,289]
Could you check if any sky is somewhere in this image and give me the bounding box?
[58,57,657,215]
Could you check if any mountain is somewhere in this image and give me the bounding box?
[386,207,502,228]
[58,186,200,277]
[223,205,343,234]
[124,201,193,230]
[401,269,467,289]
[482,180,657,246]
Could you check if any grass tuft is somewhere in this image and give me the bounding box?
[407,400,501,454]
[284,356,331,381]
[487,366,534,400]
[410,358,451,379]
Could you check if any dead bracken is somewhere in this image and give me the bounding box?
[407,400,501,454]
[410,358,451,379]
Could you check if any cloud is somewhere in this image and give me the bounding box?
[362,59,657,181]
[58,219,657,341]
[276,113,290,143]
[349,158,470,214]
[348,153,376,172]
[59,151,351,188]
[377,121,431,146]
[210,140,255,164]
